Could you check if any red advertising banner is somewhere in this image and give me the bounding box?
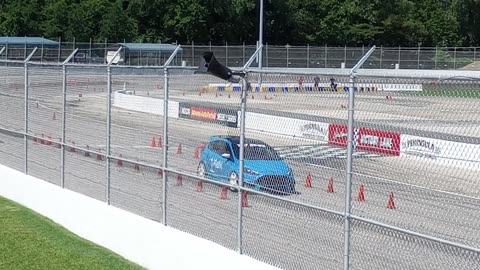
[190,107,217,121]
[328,124,400,156]
[356,127,400,156]
[328,123,349,147]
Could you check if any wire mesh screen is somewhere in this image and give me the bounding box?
[243,195,344,270]
[243,72,351,213]
[350,219,480,270]
[165,68,241,250]
[0,62,24,171]
[63,65,107,201]
[26,65,63,185]
[350,75,480,256]
[109,66,164,220]
[1,54,480,270]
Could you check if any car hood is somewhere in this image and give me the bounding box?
[243,160,290,175]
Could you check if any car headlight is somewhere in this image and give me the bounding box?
[243,168,259,175]
[288,168,294,178]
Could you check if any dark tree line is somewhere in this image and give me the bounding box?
[0,0,479,46]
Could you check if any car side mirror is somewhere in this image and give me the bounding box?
[221,153,231,159]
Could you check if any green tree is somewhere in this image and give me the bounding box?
[0,0,43,36]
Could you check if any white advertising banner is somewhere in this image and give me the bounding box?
[400,134,480,169]
[243,112,329,142]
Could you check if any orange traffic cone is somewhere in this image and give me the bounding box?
[134,162,140,173]
[176,144,183,154]
[357,183,365,202]
[117,155,123,167]
[157,169,163,177]
[69,142,76,152]
[241,191,248,207]
[158,136,163,148]
[327,177,334,193]
[193,147,201,159]
[55,138,62,149]
[305,172,312,188]
[177,174,183,186]
[46,135,52,146]
[387,192,396,209]
[96,149,103,161]
[150,136,156,147]
[220,186,228,200]
[197,180,203,192]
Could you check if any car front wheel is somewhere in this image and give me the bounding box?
[228,171,239,192]
[197,162,207,178]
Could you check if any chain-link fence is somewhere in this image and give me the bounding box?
[1,41,480,70]
[0,46,479,270]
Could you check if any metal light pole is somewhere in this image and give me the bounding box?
[258,0,264,87]
[258,0,264,69]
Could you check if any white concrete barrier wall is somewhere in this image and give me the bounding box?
[113,92,179,118]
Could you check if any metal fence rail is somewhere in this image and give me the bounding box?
[1,41,480,70]
[0,46,479,270]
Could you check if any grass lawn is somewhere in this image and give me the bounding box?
[0,196,144,270]
[418,87,480,98]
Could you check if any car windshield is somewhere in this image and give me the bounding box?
[232,143,282,160]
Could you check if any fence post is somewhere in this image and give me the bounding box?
[286,44,289,67]
[435,46,438,70]
[344,45,347,65]
[242,42,245,65]
[345,45,375,270]
[162,67,169,225]
[237,74,248,254]
[192,41,195,66]
[106,65,112,204]
[324,44,327,68]
[41,40,44,63]
[454,46,457,69]
[398,45,401,68]
[265,43,269,67]
[61,63,67,188]
[225,41,228,66]
[343,74,355,270]
[307,44,310,68]
[58,37,61,63]
[24,60,29,174]
[60,49,77,188]
[89,38,92,64]
[23,47,37,175]
[104,38,108,64]
[380,46,383,68]
[417,45,421,69]
[474,47,477,64]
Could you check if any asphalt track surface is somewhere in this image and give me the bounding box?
[1,66,480,269]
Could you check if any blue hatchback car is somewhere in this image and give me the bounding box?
[197,136,296,194]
